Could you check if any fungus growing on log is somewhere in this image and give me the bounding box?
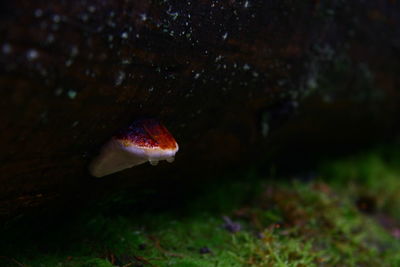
[89,119,178,177]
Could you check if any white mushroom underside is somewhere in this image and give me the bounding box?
[89,139,178,177]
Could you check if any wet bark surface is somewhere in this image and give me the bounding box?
[0,0,399,220]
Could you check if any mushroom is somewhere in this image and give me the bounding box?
[89,119,179,177]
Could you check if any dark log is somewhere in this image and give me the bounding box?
[1,0,399,219]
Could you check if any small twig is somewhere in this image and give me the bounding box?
[133,255,154,266]
[109,253,116,265]
[0,256,26,267]
[148,235,184,258]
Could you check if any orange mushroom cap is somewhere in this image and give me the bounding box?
[89,119,178,177]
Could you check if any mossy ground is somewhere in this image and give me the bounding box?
[2,147,400,266]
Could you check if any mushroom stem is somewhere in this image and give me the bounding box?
[89,139,147,177]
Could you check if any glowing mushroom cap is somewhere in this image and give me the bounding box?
[89,119,178,177]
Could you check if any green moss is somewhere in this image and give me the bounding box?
[321,152,400,221]
[1,149,400,266]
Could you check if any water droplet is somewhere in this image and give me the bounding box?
[307,77,317,89]
[121,58,131,64]
[34,9,43,18]
[2,43,11,54]
[167,11,179,20]
[115,71,126,86]
[27,49,39,61]
[121,32,128,39]
[166,157,174,163]
[261,122,269,137]
[65,59,73,67]
[54,88,63,96]
[222,32,228,40]
[70,46,79,57]
[149,160,159,166]
[46,34,55,44]
[52,14,61,23]
[140,13,147,21]
[81,13,89,22]
[215,55,222,62]
[67,90,77,99]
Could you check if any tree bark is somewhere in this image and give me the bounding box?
[0,0,399,219]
